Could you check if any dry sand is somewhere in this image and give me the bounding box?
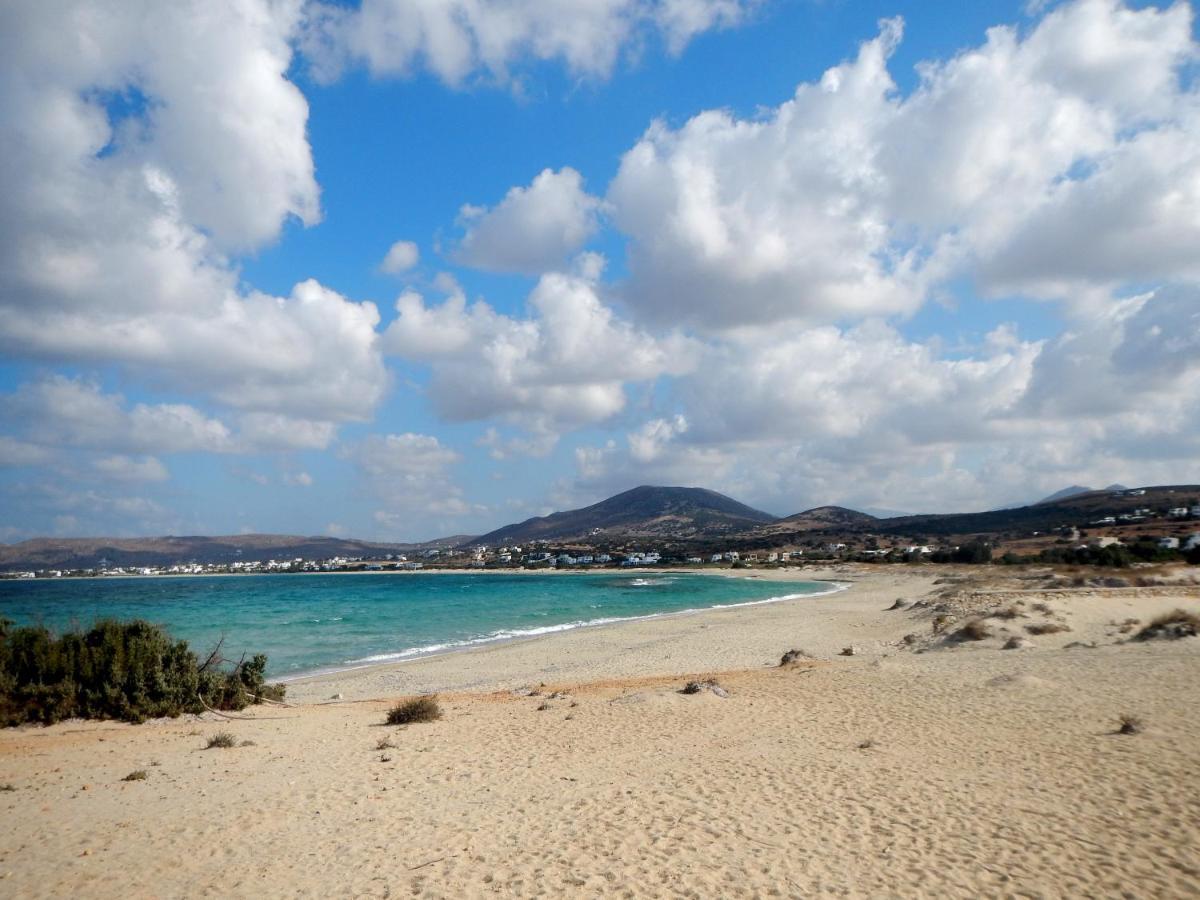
[2,565,1199,898]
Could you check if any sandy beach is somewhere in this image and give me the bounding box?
[2,565,1198,898]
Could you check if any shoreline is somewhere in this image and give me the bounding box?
[281,566,885,703]
[275,575,850,685]
[0,564,787,582]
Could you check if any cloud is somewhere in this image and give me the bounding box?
[345,432,482,538]
[0,480,185,539]
[5,376,234,455]
[383,263,696,438]
[380,240,420,274]
[0,1,387,430]
[350,433,462,478]
[607,0,1200,328]
[0,437,50,468]
[455,168,602,273]
[2,376,344,456]
[569,281,1200,514]
[303,0,753,85]
[92,455,169,483]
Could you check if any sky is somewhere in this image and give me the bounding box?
[1,0,1199,543]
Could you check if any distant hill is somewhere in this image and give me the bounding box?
[870,484,1197,539]
[0,534,466,572]
[473,485,776,546]
[767,506,879,532]
[1036,485,1095,504]
[1036,484,1129,505]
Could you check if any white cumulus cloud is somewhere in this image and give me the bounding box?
[608,0,1200,328]
[381,240,420,274]
[303,0,753,85]
[455,168,602,274]
[383,264,696,438]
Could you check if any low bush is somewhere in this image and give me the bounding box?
[1134,609,1200,641]
[121,770,148,781]
[954,619,992,642]
[385,695,441,725]
[205,732,236,749]
[0,617,284,727]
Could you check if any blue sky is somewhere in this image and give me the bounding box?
[1,0,1199,541]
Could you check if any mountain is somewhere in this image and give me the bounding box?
[1036,485,1095,504]
[473,485,776,546]
[766,506,879,532]
[0,534,465,572]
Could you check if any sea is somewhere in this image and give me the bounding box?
[0,572,837,679]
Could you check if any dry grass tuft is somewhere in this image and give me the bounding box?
[386,695,442,725]
[1026,621,1071,636]
[375,736,396,751]
[1117,713,1144,735]
[205,732,236,749]
[779,648,811,666]
[954,619,992,641]
[121,770,148,782]
[0,783,15,792]
[991,605,1025,620]
[931,614,956,634]
[680,678,724,696]
[1134,609,1200,641]
[857,738,876,750]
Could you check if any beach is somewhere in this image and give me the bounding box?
[2,565,1198,897]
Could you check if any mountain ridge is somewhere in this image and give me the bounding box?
[472,485,776,546]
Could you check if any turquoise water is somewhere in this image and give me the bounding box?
[0,572,835,678]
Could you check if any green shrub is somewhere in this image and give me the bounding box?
[385,695,442,725]
[0,617,284,727]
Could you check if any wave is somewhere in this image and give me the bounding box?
[277,580,849,682]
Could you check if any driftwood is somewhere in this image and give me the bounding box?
[240,688,295,708]
[197,693,298,721]
[408,855,458,871]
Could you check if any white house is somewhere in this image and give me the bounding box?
[1158,536,1180,550]
[1184,534,1200,551]
[1168,507,1189,518]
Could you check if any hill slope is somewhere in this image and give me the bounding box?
[768,506,879,532]
[474,486,776,545]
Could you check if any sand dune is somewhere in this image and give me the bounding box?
[1,566,1198,898]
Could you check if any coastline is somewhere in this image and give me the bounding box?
[280,567,884,703]
[273,570,848,687]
